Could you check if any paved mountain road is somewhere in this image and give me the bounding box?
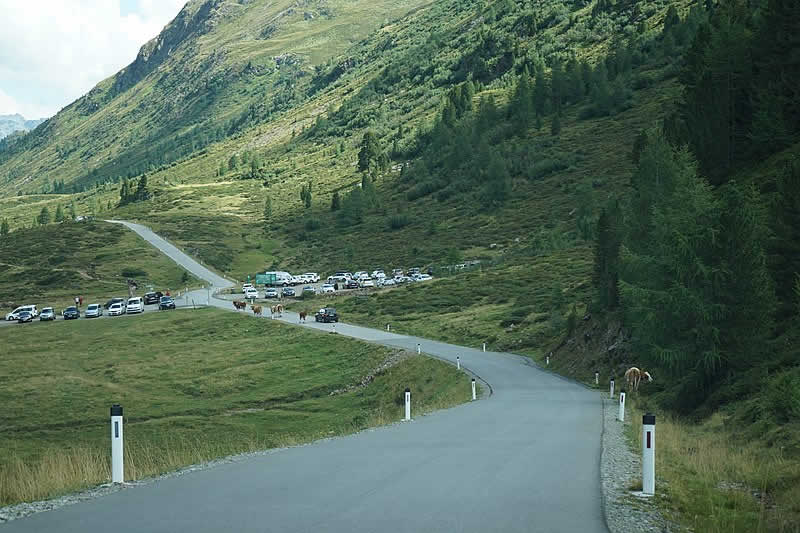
[3,221,607,533]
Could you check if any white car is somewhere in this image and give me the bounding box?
[321,284,336,294]
[371,270,385,278]
[379,278,396,287]
[6,305,37,321]
[303,272,320,283]
[126,297,144,314]
[108,303,125,316]
[85,304,103,318]
[244,287,259,299]
[242,283,255,293]
[39,307,56,321]
[360,279,375,288]
[416,274,433,282]
[327,275,348,285]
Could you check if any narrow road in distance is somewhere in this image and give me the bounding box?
[4,221,607,533]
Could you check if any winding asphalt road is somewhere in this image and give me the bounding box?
[3,221,607,533]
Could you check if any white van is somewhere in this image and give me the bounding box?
[126,297,144,314]
[264,271,294,287]
[6,305,38,320]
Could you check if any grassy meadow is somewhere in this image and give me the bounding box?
[0,308,471,505]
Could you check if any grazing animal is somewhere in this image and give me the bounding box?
[233,300,247,311]
[624,367,653,391]
[251,305,262,316]
[270,304,283,318]
[299,310,307,323]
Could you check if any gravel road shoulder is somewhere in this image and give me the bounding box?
[601,395,685,533]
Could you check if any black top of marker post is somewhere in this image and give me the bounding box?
[110,404,123,416]
[405,387,411,393]
[643,413,655,425]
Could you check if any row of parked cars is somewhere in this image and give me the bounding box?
[4,292,177,324]
[325,268,433,287]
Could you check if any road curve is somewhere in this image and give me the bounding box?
[4,222,607,533]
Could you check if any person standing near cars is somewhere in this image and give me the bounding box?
[74,296,79,307]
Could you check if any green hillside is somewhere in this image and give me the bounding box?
[1,0,800,529]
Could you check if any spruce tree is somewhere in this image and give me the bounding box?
[54,204,64,222]
[37,207,51,226]
[0,218,8,235]
[593,204,621,310]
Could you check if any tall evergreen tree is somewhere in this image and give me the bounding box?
[593,203,621,310]
[54,204,64,223]
[331,190,341,211]
[0,218,8,236]
[358,131,382,173]
[38,206,51,225]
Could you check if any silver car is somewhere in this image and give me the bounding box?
[85,303,103,318]
[39,307,56,321]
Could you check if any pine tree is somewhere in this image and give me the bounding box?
[358,131,382,173]
[550,113,561,136]
[228,154,239,171]
[54,204,64,222]
[304,182,312,208]
[0,218,8,235]
[593,204,621,309]
[533,71,550,117]
[331,191,341,211]
[135,174,150,201]
[69,203,77,220]
[38,206,51,225]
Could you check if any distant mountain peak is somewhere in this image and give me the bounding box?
[0,114,46,140]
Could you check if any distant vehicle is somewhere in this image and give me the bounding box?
[321,284,336,294]
[242,283,255,292]
[371,270,385,278]
[17,311,33,323]
[315,307,339,323]
[104,298,126,310]
[360,279,375,288]
[396,276,413,284]
[380,278,396,287]
[392,268,404,277]
[282,287,296,297]
[39,307,56,321]
[63,306,80,320]
[263,271,294,287]
[415,274,433,282]
[126,297,144,314]
[344,280,359,290]
[143,292,162,305]
[85,304,103,318]
[303,272,320,283]
[244,287,259,299]
[302,286,317,296]
[407,267,421,276]
[264,288,279,299]
[327,275,349,285]
[108,303,125,316]
[6,305,37,321]
[159,296,176,310]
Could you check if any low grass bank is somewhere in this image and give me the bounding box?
[0,308,470,506]
[0,221,196,313]
[621,398,800,532]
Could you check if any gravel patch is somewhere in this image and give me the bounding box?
[601,395,685,533]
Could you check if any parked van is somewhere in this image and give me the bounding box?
[5,305,38,320]
[264,271,294,287]
[126,297,144,314]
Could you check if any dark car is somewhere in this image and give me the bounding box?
[315,307,339,323]
[345,280,359,290]
[159,296,176,310]
[143,292,163,305]
[17,311,33,323]
[104,297,126,310]
[282,287,296,297]
[63,306,80,320]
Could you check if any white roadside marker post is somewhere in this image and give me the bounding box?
[482,342,486,352]
[404,388,411,421]
[110,404,124,484]
[610,377,615,399]
[386,324,390,332]
[618,390,626,422]
[642,413,656,495]
[471,378,476,401]
[546,354,550,366]
[456,356,460,370]
[417,343,421,355]
[595,370,599,386]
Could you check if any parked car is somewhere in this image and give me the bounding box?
[108,303,125,316]
[392,268,404,277]
[126,297,144,314]
[396,276,414,284]
[282,287,296,297]
[371,270,385,278]
[315,307,339,323]
[159,296,176,310]
[17,310,33,323]
[63,306,80,320]
[242,283,255,292]
[39,307,56,321]
[326,275,349,285]
[143,292,163,305]
[345,280,359,290]
[416,274,433,282]
[379,278,396,287]
[302,286,317,296]
[264,288,279,299]
[321,284,336,294]
[360,279,375,288]
[6,305,37,321]
[244,287,259,299]
[303,272,320,283]
[85,304,103,318]
[407,267,421,276]
[104,298,126,310]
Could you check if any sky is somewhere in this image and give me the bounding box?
[0,0,187,119]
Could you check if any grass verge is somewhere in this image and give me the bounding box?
[623,399,800,533]
[0,307,470,506]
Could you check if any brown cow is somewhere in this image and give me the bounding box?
[251,305,262,316]
[299,310,307,323]
[624,367,653,392]
[233,300,247,311]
